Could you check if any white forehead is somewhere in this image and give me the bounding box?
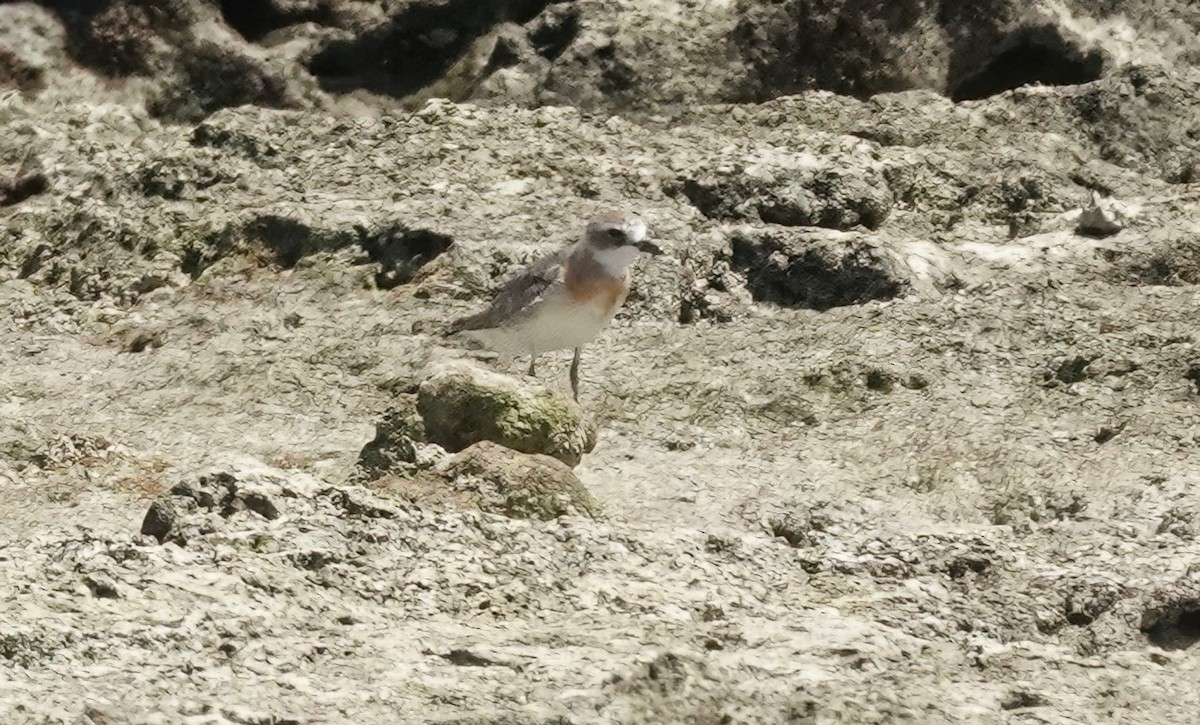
[624,216,647,242]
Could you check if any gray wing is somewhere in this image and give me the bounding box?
[446,246,568,333]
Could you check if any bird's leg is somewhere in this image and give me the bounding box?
[570,346,581,401]
[528,354,537,376]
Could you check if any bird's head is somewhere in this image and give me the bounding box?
[583,211,662,272]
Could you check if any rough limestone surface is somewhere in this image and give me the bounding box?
[665,134,894,230]
[3,0,1200,723]
[355,392,430,479]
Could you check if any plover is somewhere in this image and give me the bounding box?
[446,210,662,400]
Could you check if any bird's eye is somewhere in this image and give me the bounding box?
[606,228,624,239]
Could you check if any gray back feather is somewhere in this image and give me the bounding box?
[447,245,571,333]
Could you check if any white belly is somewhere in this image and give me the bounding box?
[467,299,614,355]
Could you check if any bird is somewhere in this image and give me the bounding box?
[445,210,662,400]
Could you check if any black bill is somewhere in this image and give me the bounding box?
[636,240,664,256]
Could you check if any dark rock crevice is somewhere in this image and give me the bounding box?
[218,0,338,43]
[1143,599,1200,650]
[179,215,452,288]
[306,0,563,98]
[948,25,1104,101]
[354,224,455,290]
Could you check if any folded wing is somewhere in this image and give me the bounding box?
[447,247,568,334]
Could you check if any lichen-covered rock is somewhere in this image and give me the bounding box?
[147,39,301,123]
[733,0,1115,104]
[416,361,596,467]
[445,440,600,519]
[4,0,1197,124]
[63,0,163,78]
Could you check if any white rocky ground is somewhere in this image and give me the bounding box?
[3,1,1200,723]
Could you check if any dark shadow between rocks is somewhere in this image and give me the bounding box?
[179,215,452,286]
[528,3,580,60]
[1143,605,1200,650]
[243,215,326,268]
[0,47,46,95]
[1,166,49,207]
[218,0,337,43]
[355,223,454,289]
[1185,364,1200,394]
[949,25,1104,101]
[307,0,558,98]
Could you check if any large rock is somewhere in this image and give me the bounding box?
[732,0,1112,102]
[728,227,909,310]
[668,138,893,231]
[416,361,596,467]
[388,441,600,520]
[358,393,601,519]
